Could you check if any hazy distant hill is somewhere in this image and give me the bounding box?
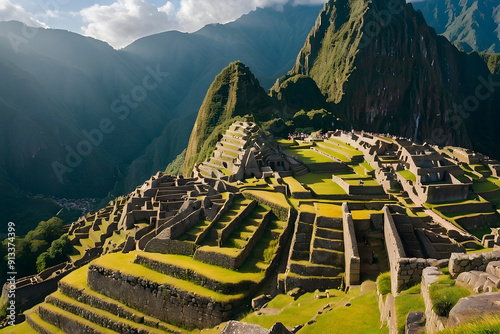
[413,0,500,53]
[0,4,322,231]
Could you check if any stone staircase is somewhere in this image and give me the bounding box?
[392,213,424,258]
[283,205,344,292]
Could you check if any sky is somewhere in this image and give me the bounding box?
[0,0,422,49]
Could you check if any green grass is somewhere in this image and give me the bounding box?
[473,177,500,193]
[59,266,193,333]
[282,176,310,195]
[266,294,294,309]
[429,275,471,317]
[313,203,343,217]
[396,170,416,182]
[91,253,245,302]
[395,291,425,334]
[298,281,387,334]
[242,190,289,210]
[0,321,40,333]
[242,285,362,329]
[351,210,382,220]
[136,252,264,283]
[377,272,391,296]
[314,144,351,162]
[361,161,375,172]
[296,173,346,196]
[283,147,333,164]
[438,316,500,334]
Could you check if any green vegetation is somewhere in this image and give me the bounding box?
[283,147,333,164]
[473,177,500,193]
[36,233,72,272]
[299,282,387,334]
[396,170,416,182]
[377,272,391,296]
[165,149,187,176]
[0,217,67,284]
[92,252,245,302]
[296,173,346,196]
[395,285,425,334]
[242,284,366,329]
[439,316,500,334]
[429,275,471,317]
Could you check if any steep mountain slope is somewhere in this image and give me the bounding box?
[0,4,322,230]
[181,61,276,175]
[285,0,499,155]
[413,0,500,53]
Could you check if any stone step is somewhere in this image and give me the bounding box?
[58,268,182,333]
[291,250,310,261]
[289,261,343,277]
[284,273,343,292]
[310,248,345,266]
[315,227,343,240]
[134,253,259,295]
[25,308,65,334]
[45,291,166,334]
[311,237,344,251]
[37,303,119,334]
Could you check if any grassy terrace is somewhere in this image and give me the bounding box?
[242,189,289,210]
[58,266,191,334]
[336,172,380,186]
[91,253,245,302]
[327,138,362,156]
[296,173,346,196]
[282,176,309,194]
[38,303,118,334]
[136,253,263,284]
[241,281,385,333]
[351,210,382,220]
[312,202,343,217]
[473,177,500,193]
[313,144,351,162]
[395,284,424,334]
[48,291,166,334]
[396,170,416,182]
[198,217,285,272]
[283,147,333,164]
[429,270,470,317]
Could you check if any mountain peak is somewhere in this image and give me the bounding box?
[181,61,274,175]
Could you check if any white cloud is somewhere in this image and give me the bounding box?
[78,0,328,49]
[80,0,177,49]
[0,0,49,28]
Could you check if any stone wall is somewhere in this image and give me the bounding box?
[422,267,447,333]
[384,206,406,295]
[449,250,500,278]
[383,206,435,293]
[87,265,241,329]
[196,194,235,245]
[219,200,257,246]
[332,176,385,196]
[342,203,360,287]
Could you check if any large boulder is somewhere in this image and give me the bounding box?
[448,292,500,327]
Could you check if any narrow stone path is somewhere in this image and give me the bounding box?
[423,209,476,240]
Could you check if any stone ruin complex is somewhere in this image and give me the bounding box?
[3,121,500,333]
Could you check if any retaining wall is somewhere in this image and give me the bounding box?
[342,203,360,287]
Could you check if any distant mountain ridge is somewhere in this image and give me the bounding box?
[183,0,500,175]
[0,4,322,232]
[413,0,500,53]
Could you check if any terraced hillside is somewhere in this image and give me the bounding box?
[4,123,500,333]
